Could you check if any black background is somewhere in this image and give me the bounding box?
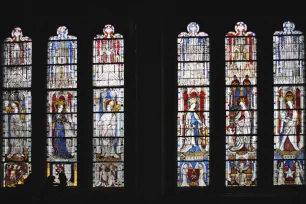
[0,1,306,203]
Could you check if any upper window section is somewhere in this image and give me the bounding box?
[47,26,77,89]
[273,21,304,84]
[93,24,124,87]
[177,22,209,86]
[3,28,32,88]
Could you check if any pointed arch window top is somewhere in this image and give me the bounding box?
[4,28,32,66]
[226,22,255,37]
[49,26,76,40]
[5,27,31,42]
[274,21,303,35]
[94,24,123,39]
[178,22,208,37]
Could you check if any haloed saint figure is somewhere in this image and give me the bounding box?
[3,92,30,162]
[275,90,304,158]
[178,89,209,161]
[180,97,207,153]
[279,93,300,152]
[95,89,123,161]
[52,96,73,159]
[228,96,255,153]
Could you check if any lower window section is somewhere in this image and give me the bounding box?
[93,162,124,187]
[2,162,31,187]
[274,160,305,185]
[47,163,77,186]
[226,160,257,186]
[177,161,209,187]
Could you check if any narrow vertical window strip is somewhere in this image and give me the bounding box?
[92,25,124,187]
[177,22,210,187]
[1,28,32,187]
[225,22,257,187]
[273,21,305,185]
[46,26,78,186]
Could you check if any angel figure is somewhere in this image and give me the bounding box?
[180,163,189,187]
[180,96,206,153]
[196,162,207,186]
[277,161,285,185]
[294,161,304,185]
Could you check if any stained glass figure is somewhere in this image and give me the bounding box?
[2,139,31,162]
[47,27,78,186]
[226,161,256,186]
[93,25,124,187]
[225,22,257,186]
[3,163,31,187]
[93,163,124,187]
[177,22,210,187]
[273,22,305,185]
[1,28,32,187]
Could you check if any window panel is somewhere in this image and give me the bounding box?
[1,28,32,187]
[93,25,124,187]
[47,138,77,162]
[47,65,78,89]
[93,113,124,137]
[93,64,124,87]
[46,91,78,113]
[177,161,209,187]
[225,62,257,85]
[93,138,124,162]
[225,22,257,186]
[2,139,32,162]
[3,163,31,187]
[3,66,32,88]
[178,63,209,86]
[46,26,78,186]
[226,160,256,186]
[274,160,304,185]
[47,163,77,186]
[93,88,124,112]
[273,22,305,185]
[177,22,210,187]
[93,163,124,187]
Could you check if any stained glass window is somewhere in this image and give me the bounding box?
[225,22,257,186]
[46,26,77,186]
[93,25,124,187]
[273,21,305,185]
[177,22,210,187]
[1,28,32,187]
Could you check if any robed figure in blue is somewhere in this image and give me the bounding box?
[52,96,73,159]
